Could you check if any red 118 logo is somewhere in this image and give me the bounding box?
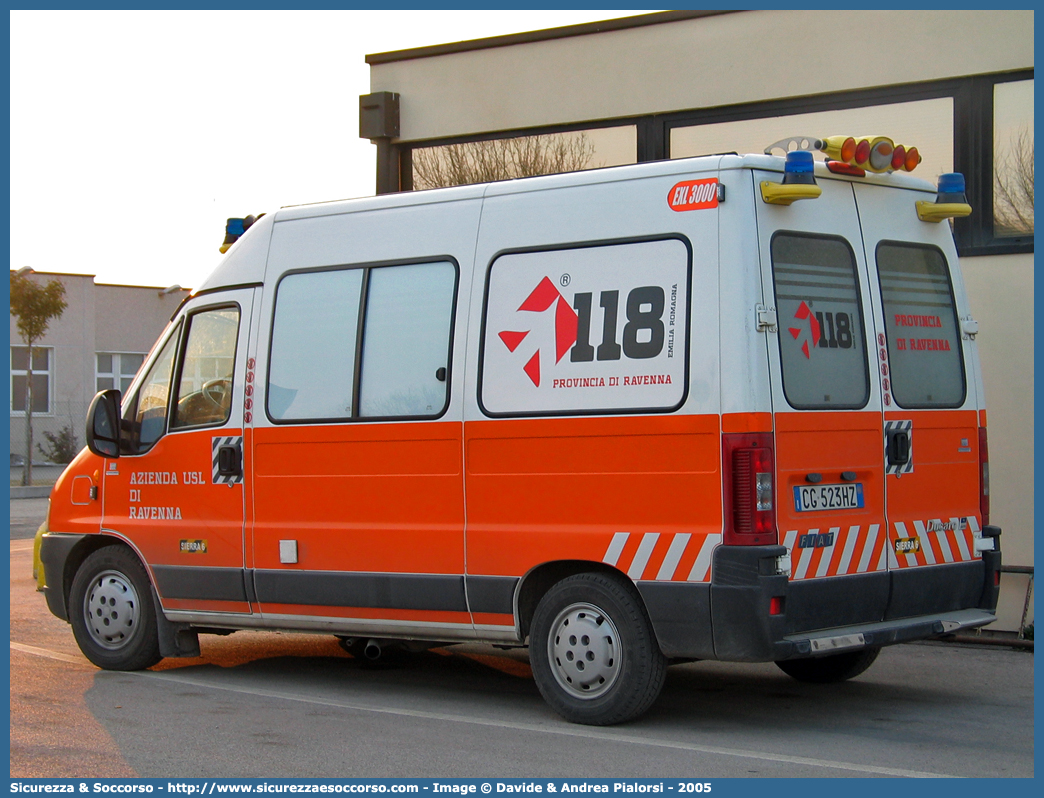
[498,276,666,386]
[788,300,854,359]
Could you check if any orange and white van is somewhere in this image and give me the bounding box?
[40,137,1001,725]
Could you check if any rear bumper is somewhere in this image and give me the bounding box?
[638,532,1001,661]
[779,607,996,658]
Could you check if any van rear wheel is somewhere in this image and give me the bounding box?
[69,545,162,671]
[775,646,881,683]
[530,573,666,725]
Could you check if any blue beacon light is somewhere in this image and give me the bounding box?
[782,150,816,184]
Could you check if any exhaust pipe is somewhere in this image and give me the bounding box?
[363,639,382,660]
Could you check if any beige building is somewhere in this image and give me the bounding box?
[362,10,1033,632]
[9,271,189,468]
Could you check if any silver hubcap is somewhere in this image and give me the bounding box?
[84,570,140,650]
[547,602,621,699]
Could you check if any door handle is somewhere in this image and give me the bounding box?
[886,429,910,466]
[217,443,242,477]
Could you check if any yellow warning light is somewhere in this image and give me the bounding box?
[818,136,922,173]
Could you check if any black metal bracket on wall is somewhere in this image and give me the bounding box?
[360,91,402,195]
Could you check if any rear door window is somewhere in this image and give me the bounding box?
[771,233,869,409]
[876,242,965,408]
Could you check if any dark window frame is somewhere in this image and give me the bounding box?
[391,70,1033,257]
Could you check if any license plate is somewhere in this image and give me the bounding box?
[793,483,864,512]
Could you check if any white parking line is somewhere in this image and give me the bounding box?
[10,641,92,666]
[10,640,959,778]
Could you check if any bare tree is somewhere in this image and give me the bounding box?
[994,126,1034,236]
[413,132,598,190]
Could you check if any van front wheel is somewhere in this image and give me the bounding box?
[69,545,162,671]
[530,573,666,725]
[775,646,881,683]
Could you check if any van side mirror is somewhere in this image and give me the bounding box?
[86,389,122,459]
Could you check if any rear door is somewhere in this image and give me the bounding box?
[754,173,891,625]
[853,183,983,607]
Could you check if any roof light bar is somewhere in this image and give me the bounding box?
[819,135,920,173]
[764,135,923,174]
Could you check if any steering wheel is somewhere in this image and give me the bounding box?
[201,378,231,409]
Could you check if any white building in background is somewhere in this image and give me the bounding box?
[9,271,189,465]
[360,10,1033,633]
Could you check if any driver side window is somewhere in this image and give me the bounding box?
[171,306,240,429]
[123,325,181,453]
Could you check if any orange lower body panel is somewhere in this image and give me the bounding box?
[885,410,980,569]
[464,413,723,582]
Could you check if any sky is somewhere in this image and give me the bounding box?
[10,9,651,290]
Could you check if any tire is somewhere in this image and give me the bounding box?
[68,545,162,670]
[775,646,881,684]
[529,573,666,725]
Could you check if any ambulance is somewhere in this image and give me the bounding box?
[38,135,1001,725]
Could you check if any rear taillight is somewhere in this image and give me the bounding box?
[723,432,777,546]
[978,426,990,527]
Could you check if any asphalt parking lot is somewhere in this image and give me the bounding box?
[9,495,48,539]
[9,498,1034,778]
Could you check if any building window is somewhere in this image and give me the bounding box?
[96,352,146,393]
[992,78,1033,239]
[394,71,1031,256]
[408,125,637,190]
[663,73,1033,256]
[10,346,52,414]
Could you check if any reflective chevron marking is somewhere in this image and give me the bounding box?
[602,531,721,582]
[628,533,660,580]
[656,533,691,581]
[603,532,629,567]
